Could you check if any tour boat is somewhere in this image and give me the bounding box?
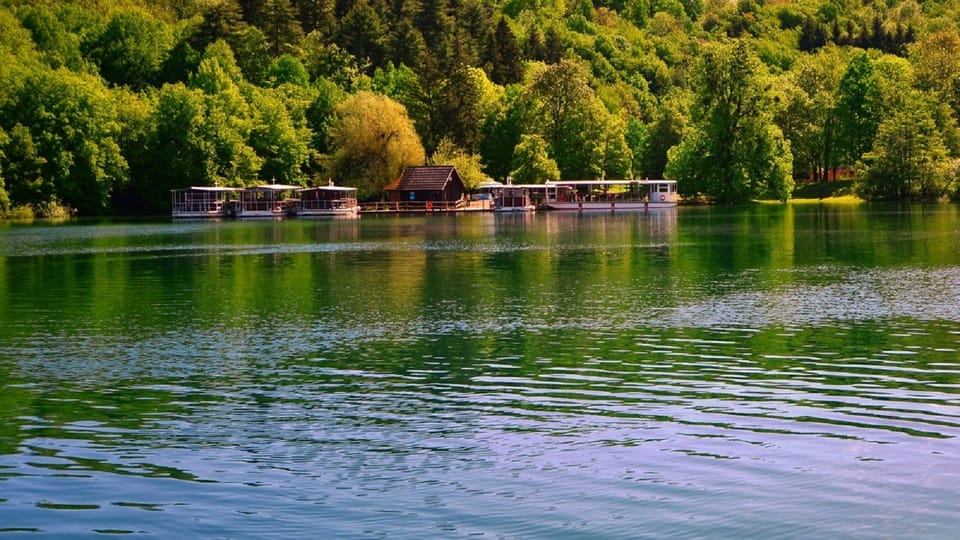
[297,183,360,218]
[170,186,240,218]
[493,185,537,212]
[237,183,300,218]
[544,179,678,211]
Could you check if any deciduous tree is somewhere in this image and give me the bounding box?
[326,91,425,198]
[834,52,881,167]
[857,92,956,201]
[1,65,128,214]
[665,41,793,202]
[479,85,528,181]
[511,134,559,184]
[85,9,173,90]
[430,138,490,190]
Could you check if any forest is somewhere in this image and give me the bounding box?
[1,0,959,216]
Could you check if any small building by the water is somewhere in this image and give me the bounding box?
[387,166,466,206]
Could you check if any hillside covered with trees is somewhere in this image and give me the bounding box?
[1,0,959,216]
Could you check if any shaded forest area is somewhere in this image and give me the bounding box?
[1,0,959,216]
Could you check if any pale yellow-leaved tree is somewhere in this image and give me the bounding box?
[326,91,425,199]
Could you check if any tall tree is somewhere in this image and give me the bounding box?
[294,0,338,37]
[526,27,545,61]
[910,31,960,117]
[258,0,303,57]
[130,83,210,210]
[0,128,9,211]
[635,93,686,178]
[834,52,881,167]
[339,0,385,70]
[543,26,563,64]
[530,60,620,179]
[479,85,528,181]
[231,26,272,84]
[776,50,845,182]
[487,17,524,85]
[1,67,128,214]
[594,111,633,180]
[411,53,449,154]
[191,0,246,53]
[430,138,490,190]
[417,0,452,57]
[247,86,311,184]
[16,5,90,72]
[665,41,793,202]
[326,91,426,198]
[441,64,499,153]
[189,43,264,185]
[387,19,426,69]
[457,0,493,66]
[857,92,956,200]
[511,134,559,184]
[85,9,173,90]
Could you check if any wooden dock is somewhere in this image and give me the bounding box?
[359,200,492,214]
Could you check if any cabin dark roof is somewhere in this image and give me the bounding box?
[395,166,460,191]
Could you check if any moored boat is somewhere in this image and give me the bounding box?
[297,183,360,218]
[544,179,678,211]
[170,186,241,218]
[493,185,537,212]
[237,184,300,218]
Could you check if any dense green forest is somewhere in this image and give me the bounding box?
[1,0,959,216]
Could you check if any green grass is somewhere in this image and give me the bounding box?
[786,194,863,204]
[791,180,855,199]
[754,181,864,205]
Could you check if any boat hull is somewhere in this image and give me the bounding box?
[298,207,360,218]
[546,201,676,211]
[494,205,536,213]
[237,210,292,219]
[172,210,230,219]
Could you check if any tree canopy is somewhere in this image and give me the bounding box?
[2,0,960,216]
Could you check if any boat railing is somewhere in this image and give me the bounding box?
[300,198,358,210]
[172,200,225,214]
[240,199,299,212]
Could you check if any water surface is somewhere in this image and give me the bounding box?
[1,205,959,538]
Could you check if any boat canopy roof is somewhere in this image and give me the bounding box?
[478,180,505,190]
[247,183,302,191]
[545,179,676,186]
[298,185,357,192]
[170,186,242,193]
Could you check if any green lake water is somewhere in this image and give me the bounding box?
[1,204,959,538]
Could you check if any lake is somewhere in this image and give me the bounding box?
[1,204,959,538]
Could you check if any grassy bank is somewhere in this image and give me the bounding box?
[756,180,862,205]
[792,180,858,199]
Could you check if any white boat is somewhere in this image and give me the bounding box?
[237,183,300,218]
[170,186,240,218]
[297,184,360,218]
[493,185,536,212]
[544,179,678,211]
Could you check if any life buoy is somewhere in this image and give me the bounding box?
[659,194,666,202]
[426,201,433,211]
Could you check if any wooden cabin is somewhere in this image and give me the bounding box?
[387,166,466,206]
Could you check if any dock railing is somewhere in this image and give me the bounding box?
[359,200,466,213]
